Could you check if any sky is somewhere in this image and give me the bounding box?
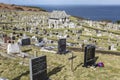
[0,0,120,5]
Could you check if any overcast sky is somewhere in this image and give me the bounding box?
[0,0,120,5]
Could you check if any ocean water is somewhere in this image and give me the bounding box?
[33,5,120,22]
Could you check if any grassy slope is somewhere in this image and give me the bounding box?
[0,9,120,80]
[0,45,120,80]
[83,25,120,35]
[0,3,46,12]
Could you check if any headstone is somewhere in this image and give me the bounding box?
[3,34,7,37]
[7,43,21,54]
[47,34,49,36]
[56,33,58,35]
[30,55,48,80]
[20,33,23,36]
[22,28,25,31]
[58,38,66,54]
[38,38,43,43]
[51,40,54,43]
[117,43,119,46]
[111,44,114,50]
[3,36,10,43]
[13,27,17,30]
[35,31,39,34]
[83,44,96,67]
[108,46,111,50]
[43,29,47,34]
[13,32,16,34]
[2,26,5,30]
[67,35,69,38]
[11,36,16,40]
[21,38,31,46]
[81,43,85,51]
[109,44,116,51]
[23,33,27,38]
[17,34,20,37]
[26,27,29,31]
[0,77,9,80]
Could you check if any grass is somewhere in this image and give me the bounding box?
[0,56,29,80]
[0,45,120,80]
[83,25,120,35]
[1,10,120,80]
[2,28,117,49]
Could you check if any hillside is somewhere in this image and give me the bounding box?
[0,3,46,12]
[0,45,120,80]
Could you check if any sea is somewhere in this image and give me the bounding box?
[30,5,120,22]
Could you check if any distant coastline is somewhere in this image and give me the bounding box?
[1,3,120,22]
[30,5,120,22]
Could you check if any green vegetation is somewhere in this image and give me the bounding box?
[22,5,47,12]
[0,8,120,80]
[83,25,120,35]
[0,45,120,80]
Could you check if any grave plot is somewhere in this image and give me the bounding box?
[30,55,48,80]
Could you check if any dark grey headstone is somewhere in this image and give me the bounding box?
[17,34,19,37]
[83,44,95,67]
[11,36,16,40]
[21,38,31,46]
[13,27,17,30]
[30,55,48,80]
[58,38,66,54]
[20,33,23,36]
[108,46,111,50]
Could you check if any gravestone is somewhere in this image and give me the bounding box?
[51,40,54,43]
[2,26,5,30]
[38,38,43,43]
[21,38,31,46]
[0,77,8,80]
[83,44,96,67]
[3,36,10,43]
[47,34,49,36]
[22,28,25,31]
[109,44,116,51]
[108,45,111,50]
[35,31,39,34]
[17,34,19,37]
[13,27,17,30]
[20,33,23,36]
[26,27,30,31]
[67,35,70,38]
[81,43,85,51]
[111,44,114,50]
[58,38,66,54]
[30,55,48,80]
[11,36,16,40]
[13,32,16,34]
[117,43,119,46]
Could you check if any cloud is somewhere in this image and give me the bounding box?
[0,0,120,5]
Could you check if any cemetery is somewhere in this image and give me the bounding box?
[0,5,120,80]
